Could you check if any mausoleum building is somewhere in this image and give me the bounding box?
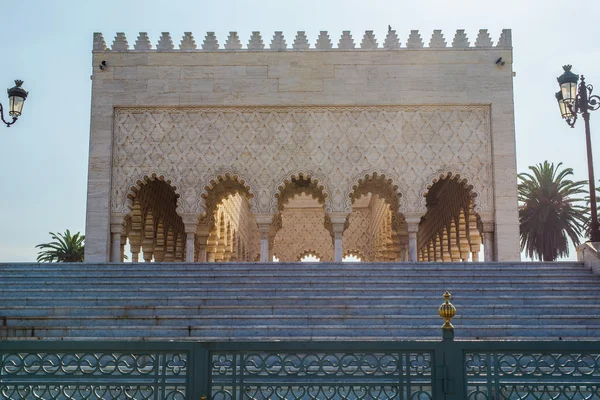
[85,29,519,264]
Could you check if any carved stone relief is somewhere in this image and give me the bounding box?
[112,106,493,216]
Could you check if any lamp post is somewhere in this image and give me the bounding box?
[556,65,600,242]
[0,80,28,127]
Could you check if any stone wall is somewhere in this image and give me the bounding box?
[86,29,519,262]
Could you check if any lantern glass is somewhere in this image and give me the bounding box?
[9,95,24,117]
[555,91,572,119]
[561,82,577,105]
[557,65,579,105]
[558,97,570,119]
[6,80,28,118]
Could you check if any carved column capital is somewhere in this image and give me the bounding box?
[481,221,495,233]
[110,213,127,234]
[327,212,349,235]
[181,213,200,234]
[255,212,274,226]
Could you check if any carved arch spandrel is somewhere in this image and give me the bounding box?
[123,172,184,215]
[418,169,488,216]
[269,171,333,214]
[200,171,259,217]
[345,170,407,214]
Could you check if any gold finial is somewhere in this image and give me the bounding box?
[201,396,207,400]
[438,291,456,330]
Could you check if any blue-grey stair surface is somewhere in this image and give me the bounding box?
[1,262,598,341]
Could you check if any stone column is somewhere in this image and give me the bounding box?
[110,215,125,263]
[268,232,276,262]
[482,221,495,262]
[405,214,421,263]
[182,214,199,263]
[328,212,348,263]
[471,248,480,262]
[255,213,274,263]
[110,233,121,263]
[469,212,482,262]
[196,224,210,262]
[120,233,126,262]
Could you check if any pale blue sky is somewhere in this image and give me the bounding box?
[1,0,599,261]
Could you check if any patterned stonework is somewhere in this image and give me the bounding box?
[274,209,334,261]
[112,105,493,217]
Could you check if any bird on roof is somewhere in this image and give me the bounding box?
[388,25,392,32]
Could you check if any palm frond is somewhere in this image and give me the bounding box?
[518,161,589,261]
[36,230,85,262]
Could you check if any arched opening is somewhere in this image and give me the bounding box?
[417,174,483,262]
[345,173,407,262]
[342,250,364,262]
[298,250,323,262]
[200,174,259,262]
[123,177,185,262]
[273,174,333,261]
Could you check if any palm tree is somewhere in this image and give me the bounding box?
[518,161,588,261]
[36,230,85,262]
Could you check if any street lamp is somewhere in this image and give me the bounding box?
[556,65,600,242]
[0,80,28,127]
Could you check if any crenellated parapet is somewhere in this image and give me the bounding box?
[93,29,512,52]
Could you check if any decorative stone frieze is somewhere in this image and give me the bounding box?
[112,33,129,51]
[179,32,197,51]
[406,30,424,48]
[93,33,107,51]
[225,32,242,50]
[383,30,400,49]
[202,32,219,50]
[497,29,512,47]
[248,31,265,50]
[270,31,287,50]
[95,29,512,51]
[111,105,493,217]
[293,31,310,50]
[315,31,333,49]
[429,30,447,48]
[452,29,470,48]
[134,32,152,51]
[475,29,494,47]
[338,31,355,49]
[157,32,174,51]
[360,31,378,49]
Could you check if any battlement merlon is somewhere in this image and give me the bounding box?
[93,29,512,52]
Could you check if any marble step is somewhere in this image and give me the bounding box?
[2,286,597,299]
[3,304,594,317]
[2,294,597,306]
[2,324,598,340]
[0,265,589,278]
[3,275,596,284]
[0,261,584,269]
[1,261,596,341]
[0,265,590,275]
[4,314,599,327]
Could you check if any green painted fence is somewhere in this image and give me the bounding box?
[1,338,599,399]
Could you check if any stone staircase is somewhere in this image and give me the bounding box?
[1,262,598,341]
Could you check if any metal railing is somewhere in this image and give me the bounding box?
[1,294,599,399]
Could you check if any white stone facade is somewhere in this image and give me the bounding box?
[86,29,519,263]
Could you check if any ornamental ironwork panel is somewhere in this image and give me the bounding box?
[464,351,600,400]
[210,351,434,400]
[0,351,188,400]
